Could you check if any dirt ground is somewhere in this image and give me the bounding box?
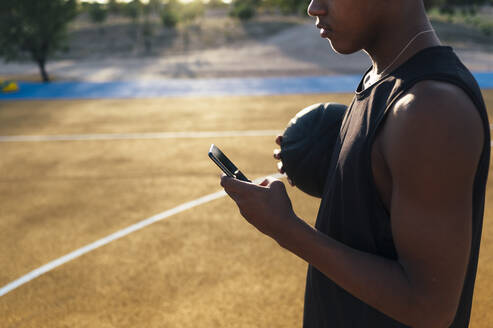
[1,13,492,82]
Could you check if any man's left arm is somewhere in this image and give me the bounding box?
[221,81,484,327]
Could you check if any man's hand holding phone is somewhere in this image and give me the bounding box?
[209,143,300,245]
[220,175,300,245]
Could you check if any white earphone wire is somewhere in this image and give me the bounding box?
[365,29,435,87]
[377,29,435,76]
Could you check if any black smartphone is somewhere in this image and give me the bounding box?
[208,144,250,182]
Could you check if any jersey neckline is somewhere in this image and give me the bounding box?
[354,45,453,99]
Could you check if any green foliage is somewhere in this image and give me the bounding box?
[229,0,259,21]
[428,1,493,37]
[123,0,142,22]
[161,9,179,29]
[108,0,121,14]
[79,1,91,13]
[161,0,180,28]
[207,0,229,9]
[275,0,309,15]
[181,0,205,24]
[147,0,163,12]
[160,0,204,28]
[252,0,308,16]
[479,22,492,36]
[0,0,77,82]
[141,0,157,53]
[423,0,490,13]
[88,3,108,25]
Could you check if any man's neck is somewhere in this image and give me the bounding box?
[361,6,441,89]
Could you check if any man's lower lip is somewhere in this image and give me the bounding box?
[320,28,331,38]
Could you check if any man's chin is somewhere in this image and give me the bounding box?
[329,39,360,55]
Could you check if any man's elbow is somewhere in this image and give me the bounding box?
[412,313,455,328]
[409,298,457,328]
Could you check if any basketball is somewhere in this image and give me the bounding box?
[280,102,347,197]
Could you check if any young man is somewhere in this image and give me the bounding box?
[221,0,490,327]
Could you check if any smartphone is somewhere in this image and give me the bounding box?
[208,144,250,182]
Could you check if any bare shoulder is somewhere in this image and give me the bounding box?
[380,80,484,168]
[393,80,483,126]
[381,82,485,328]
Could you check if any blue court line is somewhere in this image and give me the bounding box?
[1,73,492,100]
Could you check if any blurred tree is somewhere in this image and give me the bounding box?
[123,0,142,23]
[264,0,308,15]
[79,1,91,13]
[161,0,204,29]
[148,0,163,12]
[161,9,179,29]
[142,2,155,53]
[0,0,77,82]
[181,0,205,24]
[229,0,260,20]
[88,2,108,32]
[207,0,229,9]
[423,0,490,12]
[178,0,205,51]
[279,0,306,14]
[161,0,179,28]
[108,0,121,14]
[123,0,142,40]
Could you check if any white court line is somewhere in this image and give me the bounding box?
[0,173,283,297]
[2,124,492,142]
[0,130,282,142]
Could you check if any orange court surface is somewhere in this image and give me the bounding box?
[0,91,492,327]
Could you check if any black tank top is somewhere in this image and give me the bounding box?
[303,46,490,327]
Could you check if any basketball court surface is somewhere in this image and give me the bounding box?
[1,83,492,327]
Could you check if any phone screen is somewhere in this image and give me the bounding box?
[208,144,250,182]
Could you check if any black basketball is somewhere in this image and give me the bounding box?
[280,102,347,198]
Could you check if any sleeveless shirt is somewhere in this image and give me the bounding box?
[302,46,490,327]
